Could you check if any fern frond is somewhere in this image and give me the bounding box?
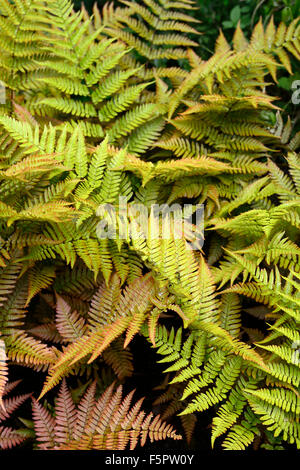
[32,398,56,449]
[39,274,156,397]
[55,295,87,342]
[33,381,182,449]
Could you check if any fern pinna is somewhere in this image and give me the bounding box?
[0,0,299,452]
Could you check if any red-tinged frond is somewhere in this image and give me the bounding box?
[145,413,182,445]
[32,398,56,449]
[0,339,8,411]
[115,273,155,319]
[55,294,87,342]
[54,379,77,445]
[47,383,182,450]
[96,386,182,449]
[84,383,117,435]
[3,380,22,397]
[122,397,145,433]
[0,393,32,423]
[139,412,155,447]
[123,401,147,450]
[0,425,27,449]
[109,389,136,433]
[73,381,97,441]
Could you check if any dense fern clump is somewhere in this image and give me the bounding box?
[0,0,299,451]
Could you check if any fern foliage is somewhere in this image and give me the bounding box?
[0,0,299,452]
